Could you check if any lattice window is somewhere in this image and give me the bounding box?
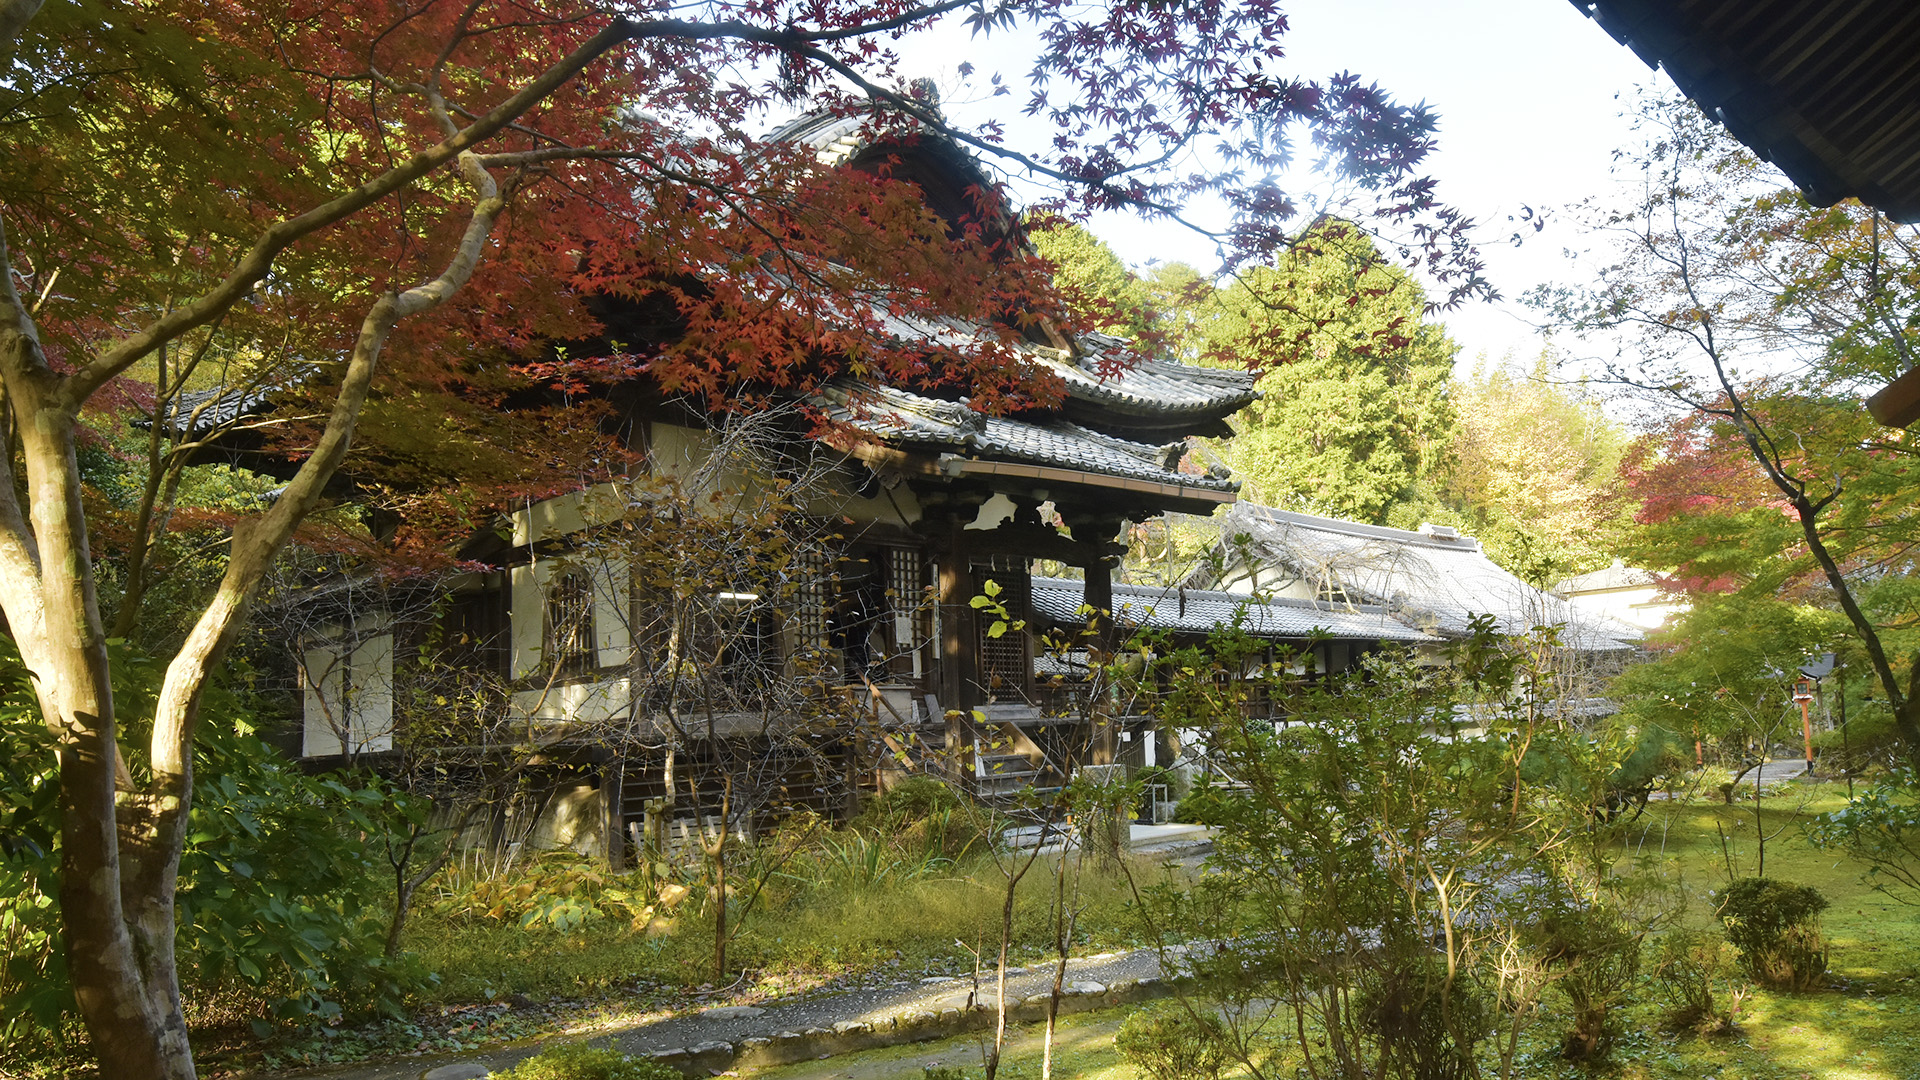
[875,547,934,683]
[712,598,780,705]
[543,568,595,676]
[972,559,1032,703]
[886,548,921,650]
[791,544,832,656]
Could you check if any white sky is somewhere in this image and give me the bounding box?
[892,0,1685,375]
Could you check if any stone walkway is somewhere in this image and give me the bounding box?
[272,947,1181,1080]
[266,827,1213,1080]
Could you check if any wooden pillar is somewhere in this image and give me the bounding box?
[1084,553,1117,766]
[842,736,862,822]
[938,521,973,713]
[603,756,626,871]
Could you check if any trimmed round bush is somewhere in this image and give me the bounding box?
[1714,877,1830,991]
[1114,1001,1231,1080]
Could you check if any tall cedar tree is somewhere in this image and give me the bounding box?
[1200,225,1459,524]
[1028,221,1460,524]
[0,2,1487,1074]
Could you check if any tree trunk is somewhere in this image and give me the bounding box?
[0,160,512,1074]
[12,449,190,1077]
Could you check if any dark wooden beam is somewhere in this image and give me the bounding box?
[1868,366,1920,428]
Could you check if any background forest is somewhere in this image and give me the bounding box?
[1029,218,1636,587]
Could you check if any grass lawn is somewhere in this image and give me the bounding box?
[403,857,1153,1004]
[1622,783,1920,976]
[739,780,1920,1080]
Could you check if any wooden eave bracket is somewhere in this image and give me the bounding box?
[1867,366,1920,428]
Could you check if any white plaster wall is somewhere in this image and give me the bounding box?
[510,562,548,679]
[511,482,630,546]
[647,422,713,480]
[1214,558,1315,601]
[509,557,634,677]
[594,558,632,668]
[511,677,634,725]
[1564,586,1685,633]
[301,641,346,757]
[301,621,395,757]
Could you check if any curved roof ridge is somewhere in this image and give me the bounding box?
[1057,421,1185,471]
[1028,575,1437,643]
[1229,501,1480,552]
[1036,345,1258,418]
[815,380,1237,493]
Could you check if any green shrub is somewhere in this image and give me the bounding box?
[0,640,424,1067]
[1812,711,1907,771]
[1170,778,1241,826]
[1533,900,1641,1061]
[1114,1001,1231,1080]
[1651,928,1739,1036]
[1357,956,1494,1078]
[1807,771,1920,904]
[1714,877,1829,990]
[846,778,987,860]
[858,776,963,825]
[492,1041,681,1080]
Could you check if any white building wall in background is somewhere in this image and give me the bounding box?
[301,619,395,757]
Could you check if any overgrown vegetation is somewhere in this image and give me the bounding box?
[13,604,1920,1080]
[0,642,424,1073]
[1715,878,1831,991]
[1113,1003,1230,1080]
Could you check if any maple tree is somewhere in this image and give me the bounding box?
[0,1,1483,1073]
[1540,94,1920,774]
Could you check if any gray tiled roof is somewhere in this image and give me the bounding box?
[1030,576,1438,644]
[764,110,947,172]
[1216,504,1639,651]
[845,306,1257,420]
[152,372,316,437]
[1555,560,1658,595]
[817,382,1236,493]
[765,109,1256,424]
[1052,334,1258,417]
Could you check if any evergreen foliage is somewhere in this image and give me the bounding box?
[0,641,416,1066]
[1714,878,1830,990]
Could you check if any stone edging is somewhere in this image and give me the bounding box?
[637,976,1178,1077]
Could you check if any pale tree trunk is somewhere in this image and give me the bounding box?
[0,142,510,1074]
[0,20,673,1075]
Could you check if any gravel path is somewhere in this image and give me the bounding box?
[269,947,1177,1080]
[260,827,1214,1080]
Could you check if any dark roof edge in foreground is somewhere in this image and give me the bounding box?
[1570,0,1920,223]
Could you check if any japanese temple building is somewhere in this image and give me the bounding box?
[286,107,1475,857]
